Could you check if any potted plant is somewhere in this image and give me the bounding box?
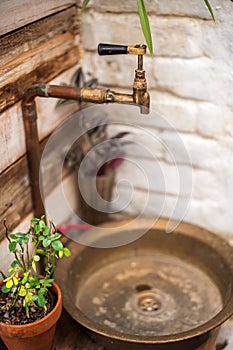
[0,215,71,350]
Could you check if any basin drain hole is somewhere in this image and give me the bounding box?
[135,284,152,293]
[138,293,162,312]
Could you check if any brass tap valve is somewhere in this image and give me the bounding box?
[97,43,150,114]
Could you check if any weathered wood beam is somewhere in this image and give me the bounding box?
[0,0,77,36]
[0,6,80,113]
[0,6,79,66]
[0,45,80,112]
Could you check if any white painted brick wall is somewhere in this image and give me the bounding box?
[81,0,233,234]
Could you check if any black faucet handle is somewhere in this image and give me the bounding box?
[98,43,147,56]
[98,43,128,56]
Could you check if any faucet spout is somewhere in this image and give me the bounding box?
[98,43,150,114]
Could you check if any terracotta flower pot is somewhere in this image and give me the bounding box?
[0,280,62,350]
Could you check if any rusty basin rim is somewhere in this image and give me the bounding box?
[55,217,233,345]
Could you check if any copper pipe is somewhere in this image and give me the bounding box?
[22,82,150,218]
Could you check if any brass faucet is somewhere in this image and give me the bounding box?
[21,43,150,217]
[82,43,150,114]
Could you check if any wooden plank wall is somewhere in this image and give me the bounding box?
[0,0,76,35]
[0,2,81,240]
[0,6,80,112]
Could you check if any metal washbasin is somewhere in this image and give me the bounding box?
[55,218,233,350]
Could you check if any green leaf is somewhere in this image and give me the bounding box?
[49,233,62,241]
[1,285,11,293]
[38,294,46,307]
[82,0,91,11]
[36,249,44,254]
[37,288,47,307]
[19,286,27,297]
[25,292,33,304]
[11,260,18,268]
[35,224,41,234]
[43,227,50,236]
[39,220,46,229]
[42,238,51,248]
[137,0,153,55]
[203,0,215,21]
[32,294,38,301]
[52,240,63,251]
[40,279,53,287]
[31,218,39,224]
[33,255,40,262]
[38,287,47,296]
[22,274,28,284]
[63,247,71,257]
[9,241,17,252]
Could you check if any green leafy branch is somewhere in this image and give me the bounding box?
[81,0,233,56]
[0,216,71,317]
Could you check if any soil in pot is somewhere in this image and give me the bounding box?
[0,289,56,325]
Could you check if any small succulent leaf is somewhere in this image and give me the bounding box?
[32,294,38,301]
[40,278,54,287]
[35,224,41,234]
[31,218,39,224]
[32,260,37,273]
[25,292,33,304]
[6,279,13,289]
[1,285,11,293]
[137,0,153,55]
[63,247,71,257]
[9,241,17,252]
[40,279,53,287]
[37,288,47,306]
[11,260,18,268]
[38,294,46,307]
[52,240,63,251]
[22,275,28,284]
[82,0,91,11]
[49,233,62,241]
[12,276,19,286]
[43,227,50,236]
[58,250,64,258]
[36,249,44,254]
[42,238,51,248]
[19,286,27,297]
[33,255,40,262]
[25,282,30,289]
[38,287,47,296]
[39,220,46,229]
[203,0,215,20]
[38,235,44,241]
